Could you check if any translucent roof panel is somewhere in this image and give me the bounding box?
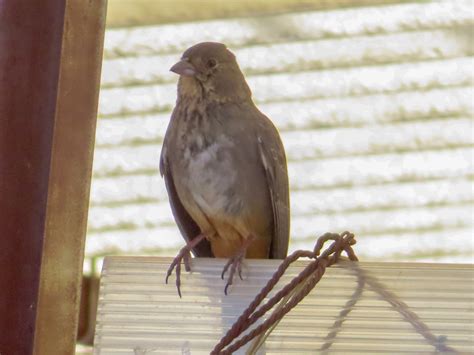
[93,257,474,354]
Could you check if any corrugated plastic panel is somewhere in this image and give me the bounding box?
[94,257,474,354]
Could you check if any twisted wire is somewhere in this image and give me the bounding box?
[211,231,457,354]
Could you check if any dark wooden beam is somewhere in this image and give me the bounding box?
[0,1,107,354]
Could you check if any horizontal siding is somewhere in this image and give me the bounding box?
[87,180,473,235]
[94,87,473,146]
[102,1,472,58]
[90,176,473,211]
[87,226,474,260]
[98,57,473,116]
[91,147,473,188]
[104,0,411,28]
[92,117,472,163]
[86,0,474,267]
[100,29,473,88]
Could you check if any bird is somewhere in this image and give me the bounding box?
[160,42,290,297]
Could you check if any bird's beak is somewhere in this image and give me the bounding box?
[170,60,196,77]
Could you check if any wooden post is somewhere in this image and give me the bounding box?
[0,1,107,354]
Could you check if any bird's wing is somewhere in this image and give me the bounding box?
[160,147,214,257]
[256,117,290,259]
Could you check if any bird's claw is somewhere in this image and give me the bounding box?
[166,247,192,298]
[166,234,207,298]
[221,252,245,295]
[221,235,255,295]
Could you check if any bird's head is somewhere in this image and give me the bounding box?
[170,42,251,103]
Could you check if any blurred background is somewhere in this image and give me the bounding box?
[84,0,473,274]
[76,0,473,348]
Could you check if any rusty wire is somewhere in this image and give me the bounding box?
[211,231,459,354]
[211,231,357,354]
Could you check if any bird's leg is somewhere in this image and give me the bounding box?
[166,233,206,298]
[221,235,255,295]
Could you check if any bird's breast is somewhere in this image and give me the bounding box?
[180,134,243,217]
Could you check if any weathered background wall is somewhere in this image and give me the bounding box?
[84,0,473,273]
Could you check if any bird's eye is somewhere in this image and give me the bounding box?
[207,58,217,69]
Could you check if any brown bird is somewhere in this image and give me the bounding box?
[160,42,290,296]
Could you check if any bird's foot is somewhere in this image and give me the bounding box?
[221,253,244,296]
[221,236,255,295]
[166,233,206,298]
